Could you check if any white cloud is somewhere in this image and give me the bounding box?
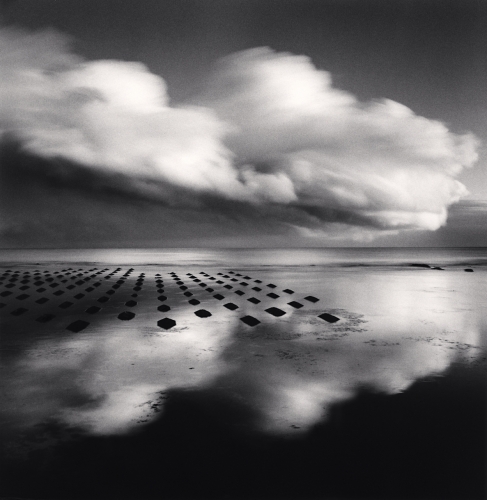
[0,30,480,239]
[198,48,478,231]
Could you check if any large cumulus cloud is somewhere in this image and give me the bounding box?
[0,29,246,202]
[197,47,478,231]
[0,28,480,245]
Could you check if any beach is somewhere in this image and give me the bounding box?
[1,248,486,499]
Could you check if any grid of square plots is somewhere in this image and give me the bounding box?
[0,266,340,332]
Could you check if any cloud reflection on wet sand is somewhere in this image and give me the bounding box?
[1,265,484,443]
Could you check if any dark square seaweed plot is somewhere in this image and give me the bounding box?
[240,315,260,327]
[157,318,176,330]
[194,309,212,318]
[288,301,303,309]
[118,311,136,321]
[66,320,90,332]
[318,313,340,323]
[304,296,320,303]
[265,307,286,317]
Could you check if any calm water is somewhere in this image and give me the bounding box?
[1,248,486,499]
[2,246,487,267]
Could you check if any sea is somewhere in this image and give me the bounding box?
[1,247,486,500]
[1,246,487,268]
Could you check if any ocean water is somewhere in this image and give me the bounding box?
[1,248,486,500]
[1,246,487,267]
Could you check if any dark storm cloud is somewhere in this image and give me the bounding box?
[0,28,480,246]
[0,140,300,248]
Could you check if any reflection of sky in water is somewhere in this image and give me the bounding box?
[1,264,485,440]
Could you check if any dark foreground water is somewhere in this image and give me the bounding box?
[1,248,486,500]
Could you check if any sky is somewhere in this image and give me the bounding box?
[1,0,486,248]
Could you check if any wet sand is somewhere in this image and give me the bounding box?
[1,259,486,499]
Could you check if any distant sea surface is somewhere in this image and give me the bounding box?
[1,246,487,267]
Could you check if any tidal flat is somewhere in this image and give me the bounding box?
[1,248,486,500]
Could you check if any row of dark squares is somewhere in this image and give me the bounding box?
[32,295,309,315]
[168,271,315,306]
[0,265,143,282]
[1,281,164,302]
[0,267,110,280]
[0,271,143,305]
[194,270,296,295]
[175,280,317,304]
[2,269,318,308]
[6,298,340,329]
[129,306,338,329]
[1,272,117,288]
[1,279,90,289]
[2,287,318,307]
[3,273,167,296]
